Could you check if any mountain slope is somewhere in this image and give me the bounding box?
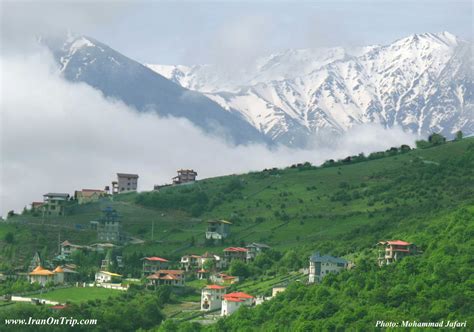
[3,137,473,265]
[148,32,473,146]
[44,35,269,145]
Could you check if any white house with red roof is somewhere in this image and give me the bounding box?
[378,240,417,266]
[142,256,169,276]
[210,273,240,285]
[223,247,248,263]
[201,284,226,311]
[221,292,254,316]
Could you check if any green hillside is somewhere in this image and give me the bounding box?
[0,137,473,330]
[1,138,473,269]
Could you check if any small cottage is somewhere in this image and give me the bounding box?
[95,271,122,284]
[74,189,106,204]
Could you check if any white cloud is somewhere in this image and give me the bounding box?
[0,50,416,216]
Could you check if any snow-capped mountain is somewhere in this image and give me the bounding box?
[148,32,473,146]
[43,34,269,145]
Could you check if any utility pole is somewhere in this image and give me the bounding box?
[58,231,61,255]
[151,220,155,241]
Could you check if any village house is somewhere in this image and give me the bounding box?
[308,252,349,283]
[206,220,232,240]
[113,173,139,194]
[378,240,417,266]
[196,269,210,280]
[97,207,123,243]
[95,271,122,284]
[147,270,185,287]
[74,189,107,204]
[201,285,226,311]
[99,250,124,271]
[31,202,44,212]
[43,193,70,216]
[28,266,65,286]
[60,240,90,257]
[221,292,254,316]
[142,256,170,276]
[246,243,271,260]
[272,286,287,297]
[172,169,198,185]
[198,252,225,270]
[223,247,248,263]
[210,273,239,285]
[180,254,201,271]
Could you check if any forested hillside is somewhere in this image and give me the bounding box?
[0,137,473,331]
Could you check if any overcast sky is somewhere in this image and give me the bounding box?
[1,0,472,64]
[0,0,471,215]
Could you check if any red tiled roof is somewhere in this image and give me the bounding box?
[50,305,67,310]
[224,247,248,252]
[161,274,180,280]
[387,240,411,246]
[206,285,226,290]
[223,292,253,302]
[156,270,184,275]
[147,270,184,280]
[143,257,169,262]
[224,297,244,302]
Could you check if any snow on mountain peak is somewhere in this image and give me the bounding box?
[145,32,472,146]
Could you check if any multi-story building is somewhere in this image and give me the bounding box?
[308,252,349,283]
[42,193,70,216]
[113,173,139,194]
[377,240,417,266]
[206,220,232,240]
[223,247,248,263]
[180,255,201,271]
[142,256,170,276]
[245,243,271,260]
[172,169,197,185]
[97,207,123,243]
[201,285,226,311]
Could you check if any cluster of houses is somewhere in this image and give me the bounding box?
[29,169,199,218]
[29,173,139,217]
[201,285,254,316]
